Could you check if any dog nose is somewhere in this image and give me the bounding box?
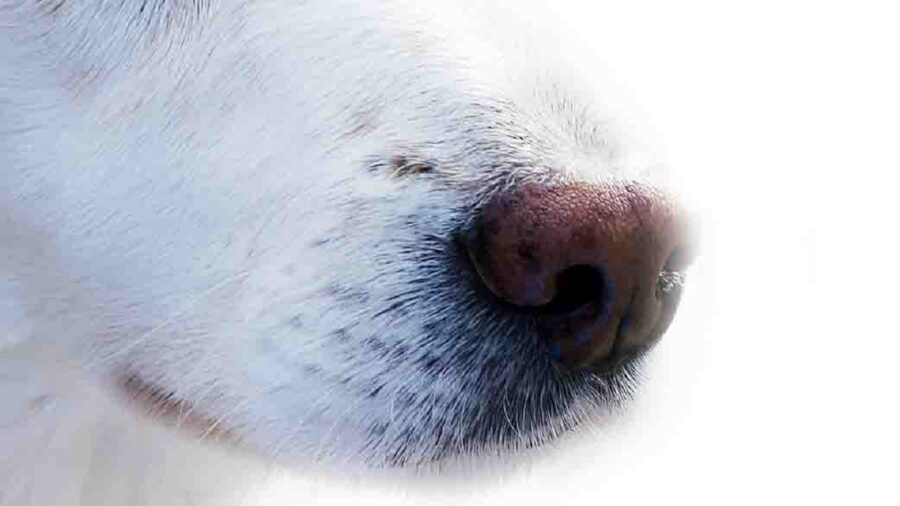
[463,182,693,370]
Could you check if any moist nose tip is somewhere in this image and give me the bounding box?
[463,181,694,370]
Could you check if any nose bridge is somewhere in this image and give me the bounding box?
[473,182,677,296]
[464,181,690,370]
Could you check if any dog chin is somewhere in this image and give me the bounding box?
[108,342,646,469]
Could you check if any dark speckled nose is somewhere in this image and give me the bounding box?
[463,182,693,370]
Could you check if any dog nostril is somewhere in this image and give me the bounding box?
[533,265,608,316]
[656,247,691,300]
[656,268,686,301]
[463,181,692,371]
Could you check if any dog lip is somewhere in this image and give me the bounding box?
[117,374,233,441]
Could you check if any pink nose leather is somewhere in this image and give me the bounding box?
[464,182,693,370]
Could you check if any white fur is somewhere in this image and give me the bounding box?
[1,1,674,504]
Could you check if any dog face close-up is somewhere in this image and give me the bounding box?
[3,1,898,505]
[1,0,692,467]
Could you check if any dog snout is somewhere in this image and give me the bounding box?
[463,182,694,370]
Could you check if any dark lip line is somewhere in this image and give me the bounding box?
[116,373,234,441]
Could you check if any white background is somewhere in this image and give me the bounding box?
[195,1,900,504]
